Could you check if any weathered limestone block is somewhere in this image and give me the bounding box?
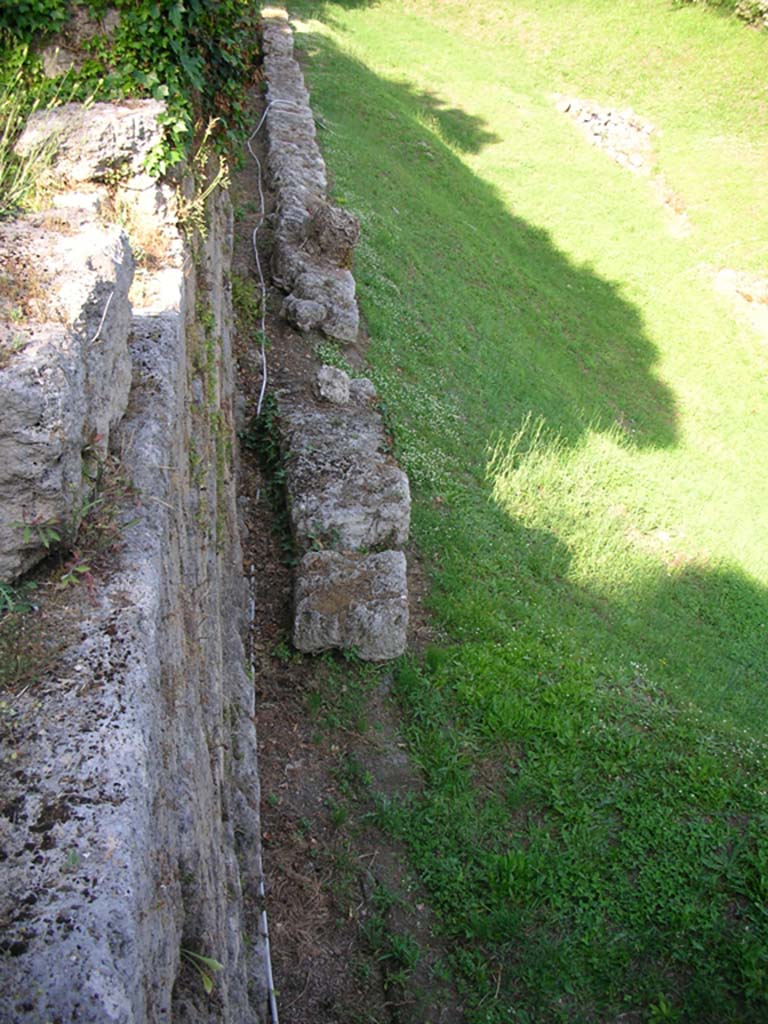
[281,265,358,341]
[15,99,165,185]
[281,295,326,333]
[0,217,134,581]
[37,4,121,78]
[350,377,378,402]
[294,550,408,661]
[314,364,350,405]
[305,203,360,263]
[278,379,411,552]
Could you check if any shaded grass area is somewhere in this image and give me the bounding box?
[285,0,768,1018]
[382,653,768,1023]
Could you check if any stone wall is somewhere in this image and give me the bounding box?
[0,105,266,1023]
[261,10,412,663]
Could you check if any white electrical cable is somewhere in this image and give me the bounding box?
[260,876,279,1024]
[87,289,114,346]
[245,92,309,1024]
[246,100,295,418]
[249,563,279,1024]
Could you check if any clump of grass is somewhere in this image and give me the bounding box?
[231,271,264,339]
[239,394,295,564]
[0,63,58,220]
[0,330,28,369]
[104,191,173,273]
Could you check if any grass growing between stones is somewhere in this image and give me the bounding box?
[285,0,768,1018]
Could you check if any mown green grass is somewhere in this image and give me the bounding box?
[285,0,768,1018]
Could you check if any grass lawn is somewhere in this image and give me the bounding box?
[283,1,768,1019]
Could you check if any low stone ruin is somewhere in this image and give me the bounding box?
[294,548,408,662]
[279,372,410,553]
[0,99,172,583]
[261,11,360,341]
[260,10,412,663]
[278,366,411,661]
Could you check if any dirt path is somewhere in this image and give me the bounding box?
[231,87,463,1024]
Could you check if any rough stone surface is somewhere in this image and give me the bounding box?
[277,380,411,553]
[314,364,351,404]
[557,95,690,236]
[262,12,360,342]
[305,203,360,263]
[294,550,409,661]
[281,294,326,333]
[37,5,121,78]
[259,14,411,660]
[0,215,134,581]
[0,111,266,1023]
[350,377,378,402]
[15,100,165,186]
[282,266,358,342]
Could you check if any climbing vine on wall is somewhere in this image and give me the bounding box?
[0,0,70,39]
[0,0,260,173]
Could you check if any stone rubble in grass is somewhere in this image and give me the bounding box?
[557,94,690,237]
[556,96,654,174]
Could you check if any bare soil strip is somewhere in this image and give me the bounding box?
[232,85,463,1023]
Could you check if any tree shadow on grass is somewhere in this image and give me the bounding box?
[284,15,768,1018]
[432,493,768,734]
[412,87,501,154]
[288,19,767,732]
[614,558,768,733]
[294,23,678,449]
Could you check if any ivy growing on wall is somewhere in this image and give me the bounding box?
[0,0,71,39]
[0,0,260,173]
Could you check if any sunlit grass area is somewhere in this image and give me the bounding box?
[285,0,768,1017]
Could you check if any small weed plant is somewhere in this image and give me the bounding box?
[0,60,61,219]
[175,118,230,239]
[231,271,264,339]
[180,948,224,995]
[239,394,295,564]
[0,580,36,616]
